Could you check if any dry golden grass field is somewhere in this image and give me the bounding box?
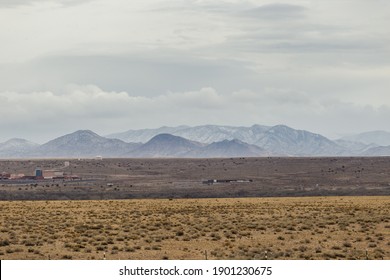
[0,196,389,260]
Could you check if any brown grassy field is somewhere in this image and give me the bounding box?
[0,196,389,260]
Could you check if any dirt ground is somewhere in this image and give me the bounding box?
[0,196,389,260]
[1,157,390,199]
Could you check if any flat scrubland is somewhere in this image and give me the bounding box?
[1,157,390,199]
[0,196,389,260]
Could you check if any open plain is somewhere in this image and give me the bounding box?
[1,157,390,199]
[0,157,389,260]
[0,197,389,260]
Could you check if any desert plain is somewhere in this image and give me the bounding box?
[0,157,389,260]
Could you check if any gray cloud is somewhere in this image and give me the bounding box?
[0,0,94,8]
[1,85,389,143]
[0,0,389,141]
[240,3,306,20]
[0,53,258,95]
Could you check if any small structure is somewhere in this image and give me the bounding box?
[0,172,10,180]
[202,179,253,185]
[10,174,25,179]
[43,170,64,179]
[35,168,43,177]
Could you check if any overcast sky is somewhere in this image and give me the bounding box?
[0,0,389,143]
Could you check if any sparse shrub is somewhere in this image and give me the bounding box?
[298,246,307,252]
[62,255,73,259]
[96,246,105,251]
[343,242,352,248]
[0,240,10,246]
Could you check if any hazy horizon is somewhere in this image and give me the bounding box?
[1,0,389,143]
[1,123,390,145]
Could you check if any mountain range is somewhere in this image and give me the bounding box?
[340,131,390,146]
[0,125,389,158]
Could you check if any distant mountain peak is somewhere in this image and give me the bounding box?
[2,138,39,146]
[127,133,202,157]
[31,130,140,158]
[149,133,182,141]
[341,130,390,146]
[0,138,39,158]
[67,129,100,137]
[185,137,269,158]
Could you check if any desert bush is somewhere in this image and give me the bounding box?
[343,242,352,248]
[0,239,10,246]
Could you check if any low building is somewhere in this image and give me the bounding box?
[202,179,253,185]
[43,170,64,179]
[10,174,25,179]
[0,172,10,179]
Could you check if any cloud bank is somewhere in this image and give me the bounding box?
[0,0,389,141]
[1,85,389,143]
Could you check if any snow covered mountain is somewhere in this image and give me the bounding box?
[362,145,390,156]
[32,130,141,158]
[126,133,203,157]
[186,139,270,158]
[127,135,270,158]
[107,126,190,144]
[334,139,378,155]
[0,138,39,158]
[107,124,271,144]
[341,131,390,146]
[108,124,345,156]
[254,125,346,156]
